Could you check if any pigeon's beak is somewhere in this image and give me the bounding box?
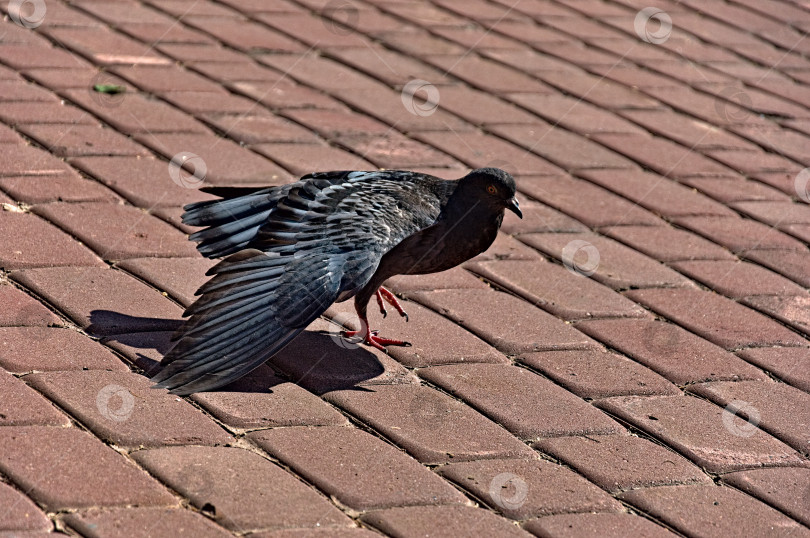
[506,196,522,219]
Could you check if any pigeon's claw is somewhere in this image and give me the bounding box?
[375,289,388,318]
[377,286,408,321]
[342,315,412,351]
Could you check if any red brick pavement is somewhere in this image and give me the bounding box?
[0,0,809,536]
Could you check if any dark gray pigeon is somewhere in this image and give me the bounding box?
[152,168,522,394]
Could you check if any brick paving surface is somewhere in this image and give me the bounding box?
[0,0,809,536]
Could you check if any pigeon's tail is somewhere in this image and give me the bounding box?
[182,186,292,259]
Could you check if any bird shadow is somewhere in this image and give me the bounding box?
[90,310,385,395]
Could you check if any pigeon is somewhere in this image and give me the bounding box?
[151,167,522,394]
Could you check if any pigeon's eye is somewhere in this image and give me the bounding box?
[486,185,497,195]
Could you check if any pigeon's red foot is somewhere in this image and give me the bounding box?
[342,316,411,351]
[375,286,409,321]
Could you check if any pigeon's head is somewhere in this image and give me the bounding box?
[461,168,522,218]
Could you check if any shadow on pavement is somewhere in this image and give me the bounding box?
[90,310,385,394]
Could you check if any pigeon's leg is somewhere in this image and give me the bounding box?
[375,287,409,321]
[342,309,411,351]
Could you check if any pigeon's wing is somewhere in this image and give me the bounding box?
[151,170,449,394]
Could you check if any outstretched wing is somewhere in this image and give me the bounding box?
[151,170,451,394]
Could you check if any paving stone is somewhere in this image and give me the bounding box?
[669,259,809,298]
[0,44,91,71]
[732,200,810,227]
[742,294,810,334]
[250,426,468,510]
[625,288,807,349]
[0,211,103,269]
[753,170,806,199]
[229,78,344,111]
[116,257,215,307]
[134,132,292,185]
[200,111,321,144]
[0,138,73,176]
[491,124,637,171]
[335,133,461,169]
[33,202,198,260]
[0,482,51,532]
[331,84,473,135]
[619,485,810,538]
[0,371,68,427]
[516,175,661,227]
[680,176,792,203]
[0,426,174,510]
[618,109,756,151]
[0,327,127,373]
[11,266,183,336]
[110,65,226,93]
[736,347,810,393]
[523,512,679,538]
[189,59,291,83]
[191,366,348,430]
[688,380,810,453]
[518,232,692,290]
[469,259,649,321]
[438,457,621,520]
[133,445,350,531]
[0,284,60,327]
[596,395,804,472]
[118,21,213,45]
[185,16,305,53]
[0,101,94,125]
[325,299,505,368]
[500,196,589,235]
[323,384,535,464]
[63,88,210,134]
[326,45,454,87]
[384,267,488,293]
[160,90,262,116]
[783,223,810,244]
[723,467,810,527]
[253,142,374,177]
[24,67,125,90]
[0,173,121,204]
[100,330,173,375]
[535,434,712,493]
[155,43,246,65]
[69,155,216,208]
[743,249,810,288]
[672,215,807,253]
[419,364,622,440]
[268,317,418,394]
[578,168,738,218]
[576,318,768,384]
[510,92,648,136]
[362,505,532,538]
[26,370,232,448]
[432,85,540,125]
[601,224,736,261]
[249,528,378,538]
[63,507,231,538]
[409,288,598,354]
[469,233,543,262]
[16,124,149,157]
[0,79,60,103]
[414,130,561,176]
[592,134,736,178]
[519,350,680,399]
